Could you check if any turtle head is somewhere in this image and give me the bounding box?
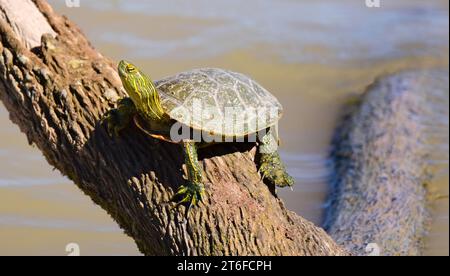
[118,60,141,80]
[118,60,165,121]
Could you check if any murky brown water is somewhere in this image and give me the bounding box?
[0,0,448,255]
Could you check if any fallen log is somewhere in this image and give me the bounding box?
[0,0,347,256]
[324,69,449,256]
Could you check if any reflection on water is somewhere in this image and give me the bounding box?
[282,152,332,182]
[0,0,448,255]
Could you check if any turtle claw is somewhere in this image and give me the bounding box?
[172,183,205,216]
[258,169,267,182]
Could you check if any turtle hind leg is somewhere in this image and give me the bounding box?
[258,128,294,188]
[172,140,205,216]
[258,151,294,188]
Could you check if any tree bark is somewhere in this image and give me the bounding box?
[324,70,449,256]
[0,0,347,256]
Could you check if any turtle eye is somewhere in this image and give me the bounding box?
[126,65,137,74]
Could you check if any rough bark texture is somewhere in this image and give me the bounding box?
[324,70,449,256]
[0,0,348,256]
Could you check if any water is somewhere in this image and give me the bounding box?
[0,0,448,255]
[70,0,448,62]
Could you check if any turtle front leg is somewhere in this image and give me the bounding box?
[173,140,205,213]
[103,97,136,137]
[258,127,294,188]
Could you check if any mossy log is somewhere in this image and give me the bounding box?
[0,0,348,256]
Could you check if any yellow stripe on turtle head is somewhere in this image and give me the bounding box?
[118,60,166,121]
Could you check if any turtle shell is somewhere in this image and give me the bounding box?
[155,68,283,137]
